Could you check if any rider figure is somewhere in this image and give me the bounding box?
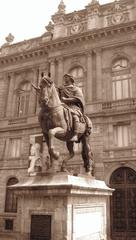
[59,73,85,142]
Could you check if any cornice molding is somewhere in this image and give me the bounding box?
[0,48,48,66]
[0,121,40,132]
[1,21,136,66]
[40,20,136,50]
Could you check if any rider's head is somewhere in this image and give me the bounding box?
[63,74,74,86]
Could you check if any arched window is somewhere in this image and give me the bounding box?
[15,81,31,117]
[5,177,18,213]
[112,58,132,100]
[110,167,136,239]
[69,66,85,93]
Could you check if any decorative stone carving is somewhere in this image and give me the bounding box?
[1,33,14,48]
[68,12,86,35]
[71,56,80,64]
[0,39,41,57]
[86,0,100,15]
[107,0,129,26]
[52,14,65,24]
[70,23,83,35]
[45,21,54,33]
[5,33,14,44]
[57,0,66,14]
[88,0,99,6]
[52,0,66,24]
[28,143,42,176]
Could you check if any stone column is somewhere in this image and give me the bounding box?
[6,72,15,117]
[29,68,39,115]
[102,67,112,102]
[49,58,56,82]
[95,48,102,101]
[86,51,93,103]
[57,57,64,87]
[130,62,136,98]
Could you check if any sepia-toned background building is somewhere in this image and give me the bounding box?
[0,0,136,239]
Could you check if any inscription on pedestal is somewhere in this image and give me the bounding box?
[73,205,105,240]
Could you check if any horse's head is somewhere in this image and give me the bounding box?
[39,76,61,108]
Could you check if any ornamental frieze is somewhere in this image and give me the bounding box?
[0,39,41,57]
[69,22,85,35]
[66,11,87,23]
[66,11,87,36]
[107,12,129,26]
[106,0,130,26]
[108,0,127,14]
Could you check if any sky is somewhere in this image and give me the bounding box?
[0,0,113,46]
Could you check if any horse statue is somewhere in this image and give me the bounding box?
[32,75,93,174]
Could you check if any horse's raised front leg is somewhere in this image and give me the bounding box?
[48,127,65,159]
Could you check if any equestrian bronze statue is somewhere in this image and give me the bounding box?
[32,73,93,174]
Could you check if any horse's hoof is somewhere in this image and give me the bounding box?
[61,167,69,173]
[53,151,60,160]
[70,153,74,159]
[49,148,60,160]
[85,168,92,175]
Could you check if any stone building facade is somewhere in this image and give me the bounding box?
[0,0,136,239]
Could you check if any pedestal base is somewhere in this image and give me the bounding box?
[12,173,113,240]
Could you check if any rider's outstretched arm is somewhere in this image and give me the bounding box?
[31,83,40,92]
[61,97,78,104]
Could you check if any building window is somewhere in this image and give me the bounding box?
[8,138,21,158]
[5,178,18,213]
[113,124,131,147]
[15,81,31,117]
[5,219,13,231]
[112,59,132,100]
[69,66,84,92]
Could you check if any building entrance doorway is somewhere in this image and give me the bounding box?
[110,167,136,240]
[30,214,51,240]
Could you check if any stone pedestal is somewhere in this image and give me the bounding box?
[12,173,112,240]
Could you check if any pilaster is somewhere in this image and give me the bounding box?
[86,1,100,30]
[86,51,93,103]
[49,58,56,83]
[95,48,102,101]
[57,57,64,87]
[130,62,136,98]
[29,68,39,115]
[102,67,112,101]
[6,72,15,118]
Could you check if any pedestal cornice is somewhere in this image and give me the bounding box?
[11,173,113,197]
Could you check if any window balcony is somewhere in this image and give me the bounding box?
[102,98,136,111]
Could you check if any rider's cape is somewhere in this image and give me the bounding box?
[60,85,85,113]
[59,85,93,133]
